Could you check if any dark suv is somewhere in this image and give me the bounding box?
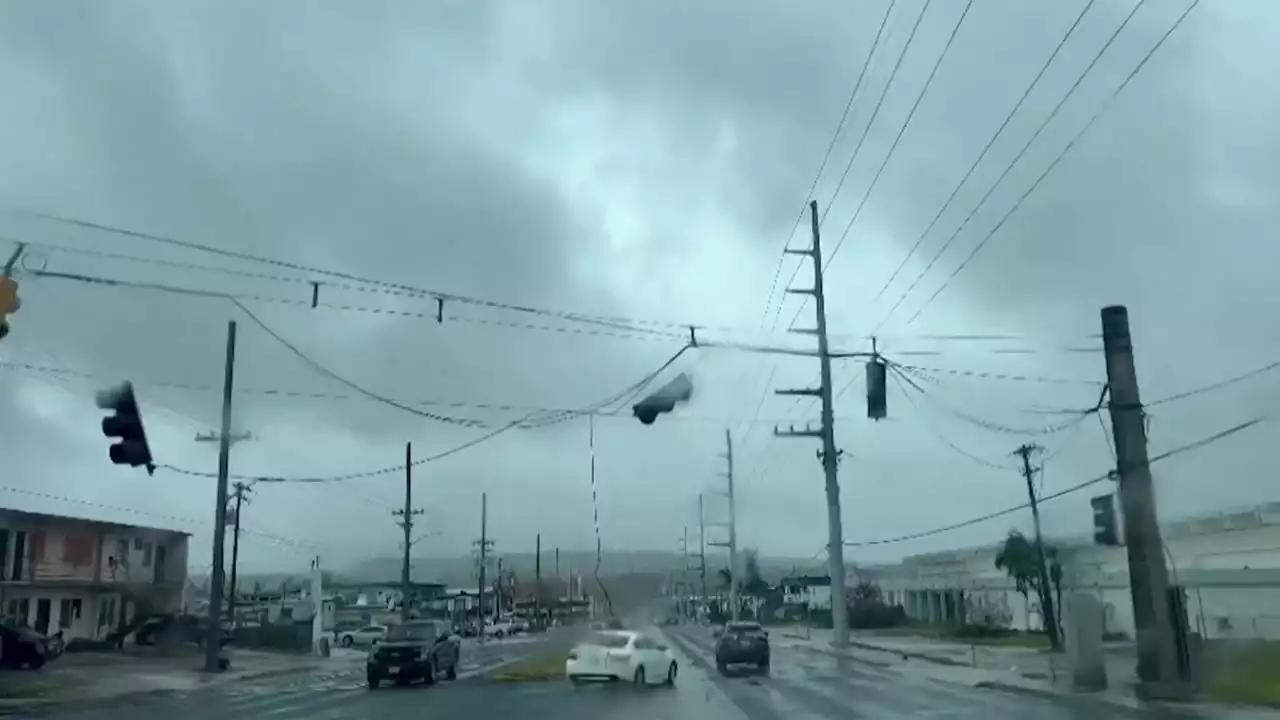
[367,620,460,688]
[714,621,770,674]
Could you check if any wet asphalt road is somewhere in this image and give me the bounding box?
[28,626,1207,719]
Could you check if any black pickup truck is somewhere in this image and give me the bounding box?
[367,620,460,688]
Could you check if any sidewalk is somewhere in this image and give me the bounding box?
[775,628,1277,719]
[0,647,356,714]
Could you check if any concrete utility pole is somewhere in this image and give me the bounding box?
[707,429,739,621]
[1101,305,1181,688]
[698,493,708,621]
[226,482,253,628]
[205,321,237,673]
[392,442,425,622]
[773,200,849,648]
[1013,443,1060,650]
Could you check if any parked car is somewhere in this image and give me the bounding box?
[366,620,460,688]
[0,620,53,670]
[713,621,769,674]
[338,624,387,648]
[484,619,515,639]
[566,630,677,686]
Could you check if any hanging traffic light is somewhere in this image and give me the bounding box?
[632,372,694,425]
[95,381,156,475]
[866,358,887,420]
[0,276,19,341]
[1091,493,1120,546]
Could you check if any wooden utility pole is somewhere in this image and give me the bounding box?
[474,493,492,640]
[534,534,542,625]
[1101,305,1181,688]
[698,493,708,621]
[1013,443,1060,649]
[226,482,252,627]
[392,442,424,622]
[773,201,848,647]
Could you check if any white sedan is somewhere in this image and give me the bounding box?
[566,630,678,686]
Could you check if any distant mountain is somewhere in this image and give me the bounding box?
[337,549,823,588]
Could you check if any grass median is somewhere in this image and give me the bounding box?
[488,641,574,683]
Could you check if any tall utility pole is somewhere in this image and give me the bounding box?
[204,321,237,673]
[1013,443,1060,649]
[707,429,739,621]
[475,493,492,639]
[679,527,690,619]
[196,425,254,631]
[774,200,848,648]
[1101,305,1180,687]
[392,442,425,622]
[226,482,253,627]
[534,534,542,625]
[697,493,708,620]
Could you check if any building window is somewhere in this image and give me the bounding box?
[141,542,153,568]
[58,599,82,629]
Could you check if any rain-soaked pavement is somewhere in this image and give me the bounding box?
[21,625,1227,719]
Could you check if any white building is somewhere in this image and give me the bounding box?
[0,508,190,640]
[869,501,1280,641]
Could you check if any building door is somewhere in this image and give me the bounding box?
[34,598,51,634]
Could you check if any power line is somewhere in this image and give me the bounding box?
[765,0,898,334]
[820,0,974,279]
[1146,359,1280,408]
[785,0,933,331]
[4,213,698,337]
[873,0,1155,332]
[844,414,1266,546]
[0,484,324,554]
[889,368,1020,471]
[870,0,1099,303]
[891,362,1096,436]
[901,0,1201,327]
[229,298,486,428]
[897,363,1102,386]
[157,344,696,484]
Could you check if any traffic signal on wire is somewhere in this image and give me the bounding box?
[95,381,156,475]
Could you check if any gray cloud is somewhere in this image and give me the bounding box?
[0,0,1274,577]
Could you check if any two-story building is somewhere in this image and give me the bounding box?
[0,508,190,640]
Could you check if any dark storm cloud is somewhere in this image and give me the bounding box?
[0,0,1273,572]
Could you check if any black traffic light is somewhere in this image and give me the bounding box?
[95,381,156,475]
[1091,493,1120,546]
[633,372,694,425]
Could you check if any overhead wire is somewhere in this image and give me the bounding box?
[900,0,1202,327]
[765,0,898,333]
[870,0,1099,303]
[3,214,693,337]
[873,0,1155,332]
[844,414,1266,546]
[814,0,975,286]
[785,0,935,331]
[158,343,696,483]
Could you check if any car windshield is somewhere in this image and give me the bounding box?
[727,623,765,637]
[583,632,630,649]
[385,623,436,641]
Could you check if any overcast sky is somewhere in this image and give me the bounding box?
[0,0,1276,576]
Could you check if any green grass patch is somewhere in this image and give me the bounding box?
[1204,640,1280,707]
[489,645,572,683]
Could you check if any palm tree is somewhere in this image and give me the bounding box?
[994,530,1061,649]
